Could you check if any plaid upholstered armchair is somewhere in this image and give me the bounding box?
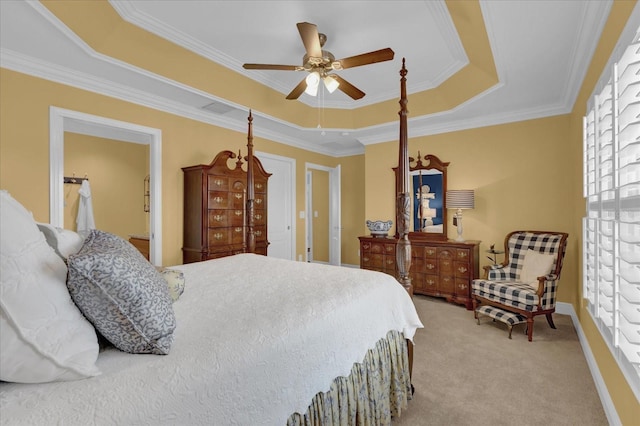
[472,231,569,341]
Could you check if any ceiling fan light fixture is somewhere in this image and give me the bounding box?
[323,75,339,93]
[305,71,320,96]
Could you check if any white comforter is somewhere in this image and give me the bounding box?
[0,254,423,425]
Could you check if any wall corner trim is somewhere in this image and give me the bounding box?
[556,302,621,426]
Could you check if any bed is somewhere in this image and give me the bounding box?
[0,61,420,425]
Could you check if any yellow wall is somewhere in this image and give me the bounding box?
[0,0,637,421]
[340,154,366,265]
[64,133,148,240]
[364,114,577,303]
[311,169,330,262]
[0,69,363,266]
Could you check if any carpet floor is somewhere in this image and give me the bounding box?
[394,295,608,425]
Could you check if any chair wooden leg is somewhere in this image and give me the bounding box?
[546,313,556,329]
[526,318,534,342]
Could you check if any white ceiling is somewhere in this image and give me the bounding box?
[0,0,612,157]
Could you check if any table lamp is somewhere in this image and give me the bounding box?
[446,190,475,241]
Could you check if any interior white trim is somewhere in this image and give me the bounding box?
[49,106,163,265]
[555,302,621,426]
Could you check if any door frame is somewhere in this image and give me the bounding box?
[255,151,296,260]
[305,163,341,265]
[49,106,163,265]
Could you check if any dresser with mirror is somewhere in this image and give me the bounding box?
[359,153,479,309]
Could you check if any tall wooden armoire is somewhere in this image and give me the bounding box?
[182,150,270,264]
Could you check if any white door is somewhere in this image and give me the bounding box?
[256,152,295,260]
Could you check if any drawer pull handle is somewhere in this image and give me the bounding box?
[256,199,263,205]
[213,196,223,203]
[458,267,467,273]
[214,179,224,186]
[459,252,468,258]
[235,210,243,216]
[255,230,262,237]
[214,214,223,222]
[427,249,436,255]
[255,214,262,220]
[426,279,435,285]
[363,257,370,262]
[234,193,243,199]
[214,232,223,240]
[234,227,243,233]
[256,183,263,189]
[427,264,435,270]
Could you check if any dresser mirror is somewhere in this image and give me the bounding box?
[394,152,449,240]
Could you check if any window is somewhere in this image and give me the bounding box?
[583,23,640,400]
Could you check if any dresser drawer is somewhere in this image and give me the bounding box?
[208,209,244,227]
[253,209,266,225]
[208,227,245,245]
[208,175,229,191]
[230,191,245,208]
[254,180,267,193]
[456,248,471,261]
[254,226,267,242]
[370,242,385,254]
[208,191,230,208]
[454,261,471,278]
[383,243,396,256]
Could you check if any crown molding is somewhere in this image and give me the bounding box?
[109,0,468,110]
[0,47,350,157]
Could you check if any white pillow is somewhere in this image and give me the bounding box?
[0,190,100,383]
[520,249,555,289]
[37,222,85,260]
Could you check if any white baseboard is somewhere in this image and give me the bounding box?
[556,302,621,426]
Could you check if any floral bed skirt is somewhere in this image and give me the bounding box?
[287,330,413,426]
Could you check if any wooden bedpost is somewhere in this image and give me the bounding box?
[246,110,256,254]
[396,59,413,296]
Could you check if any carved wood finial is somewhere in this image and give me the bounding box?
[246,110,256,254]
[415,150,424,168]
[396,58,413,296]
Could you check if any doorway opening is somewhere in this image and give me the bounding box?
[305,163,341,265]
[49,107,163,265]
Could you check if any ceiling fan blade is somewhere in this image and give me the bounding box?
[336,48,395,70]
[286,78,308,100]
[297,22,322,58]
[333,75,365,100]
[243,63,299,71]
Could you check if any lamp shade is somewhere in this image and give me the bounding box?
[446,190,475,209]
[304,72,320,96]
[323,75,340,93]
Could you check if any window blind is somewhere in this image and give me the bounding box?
[583,26,640,400]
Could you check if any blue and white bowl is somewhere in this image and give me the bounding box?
[366,220,392,237]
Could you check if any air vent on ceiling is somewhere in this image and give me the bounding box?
[201,101,236,115]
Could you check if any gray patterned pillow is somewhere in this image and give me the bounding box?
[67,230,176,355]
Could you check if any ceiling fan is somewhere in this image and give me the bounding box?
[243,22,394,100]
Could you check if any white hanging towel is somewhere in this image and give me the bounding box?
[76,179,96,238]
